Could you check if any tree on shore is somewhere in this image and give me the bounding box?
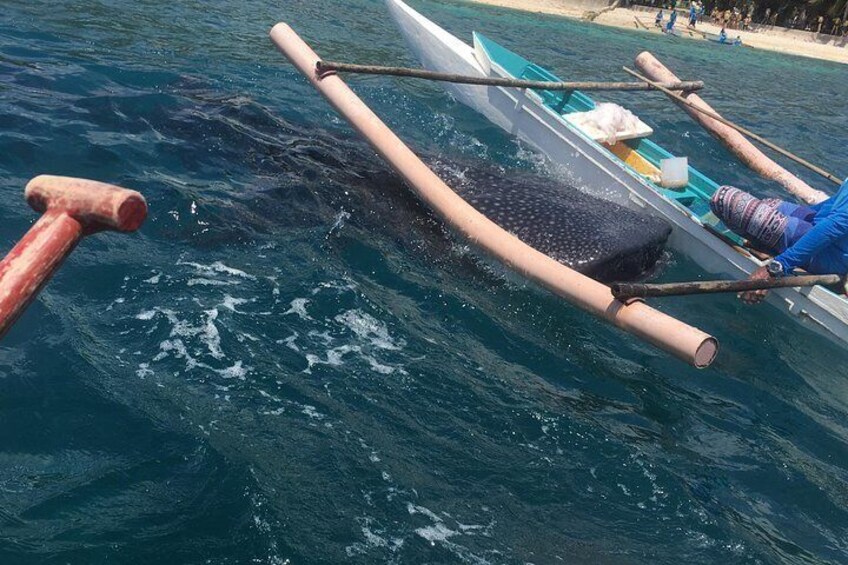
[701,0,846,30]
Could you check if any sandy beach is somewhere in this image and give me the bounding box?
[464,1,848,65]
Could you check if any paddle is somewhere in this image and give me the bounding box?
[611,274,845,300]
[633,16,650,30]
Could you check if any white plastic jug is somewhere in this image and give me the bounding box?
[660,157,689,188]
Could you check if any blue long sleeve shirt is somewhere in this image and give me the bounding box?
[775,178,848,275]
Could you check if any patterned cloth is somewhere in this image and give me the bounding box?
[710,185,815,254]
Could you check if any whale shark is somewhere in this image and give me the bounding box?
[431,161,672,282]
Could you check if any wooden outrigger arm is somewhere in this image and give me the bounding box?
[613,274,845,299]
[315,60,705,93]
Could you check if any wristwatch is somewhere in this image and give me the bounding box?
[766,260,784,277]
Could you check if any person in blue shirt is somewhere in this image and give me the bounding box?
[688,3,698,27]
[718,27,728,42]
[665,9,678,33]
[710,179,848,303]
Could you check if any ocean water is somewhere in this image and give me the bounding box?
[1,0,847,563]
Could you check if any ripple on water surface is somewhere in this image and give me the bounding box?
[1,0,848,563]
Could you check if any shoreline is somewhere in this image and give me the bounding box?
[463,1,848,65]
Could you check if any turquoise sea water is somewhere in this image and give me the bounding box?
[1,0,847,563]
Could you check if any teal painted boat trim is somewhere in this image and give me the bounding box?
[474,33,595,112]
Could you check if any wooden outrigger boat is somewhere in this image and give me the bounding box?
[705,32,743,46]
[386,0,848,348]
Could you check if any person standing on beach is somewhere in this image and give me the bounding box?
[655,7,664,27]
[688,2,698,28]
[665,8,678,33]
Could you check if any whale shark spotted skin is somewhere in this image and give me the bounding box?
[432,162,672,283]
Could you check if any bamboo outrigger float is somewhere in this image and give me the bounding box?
[269,23,718,368]
[384,0,848,351]
[632,53,834,202]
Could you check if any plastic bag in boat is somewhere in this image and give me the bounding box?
[567,103,643,145]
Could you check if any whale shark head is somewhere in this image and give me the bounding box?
[430,161,672,283]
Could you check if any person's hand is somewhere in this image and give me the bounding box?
[738,265,771,305]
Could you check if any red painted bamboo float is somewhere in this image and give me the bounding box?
[0,175,147,338]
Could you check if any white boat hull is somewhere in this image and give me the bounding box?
[386,0,848,348]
